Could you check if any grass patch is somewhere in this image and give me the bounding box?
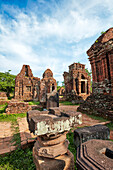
[59,101,79,106]
[0,148,36,170]
[0,103,8,113]
[67,131,77,170]
[28,101,40,105]
[81,111,108,122]
[0,113,26,122]
[106,122,113,131]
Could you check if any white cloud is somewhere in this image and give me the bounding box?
[0,0,113,83]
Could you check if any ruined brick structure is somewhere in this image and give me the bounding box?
[0,92,7,100]
[58,87,65,96]
[40,69,57,103]
[78,28,113,121]
[63,63,91,99]
[87,28,113,95]
[15,65,40,101]
[15,66,58,108]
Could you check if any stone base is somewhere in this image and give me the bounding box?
[76,139,113,170]
[33,148,75,170]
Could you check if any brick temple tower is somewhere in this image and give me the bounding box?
[15,65,40,101]
[87,28,113,95]
[63,63,91,99]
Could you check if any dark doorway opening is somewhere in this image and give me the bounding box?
[81,81,85,93]
[52,84,55,91]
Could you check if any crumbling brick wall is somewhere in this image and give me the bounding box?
[6,100,32,114]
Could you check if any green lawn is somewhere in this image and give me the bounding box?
[0,148,36,170]
[0,103,8,113]
[28,101,40,105]
[0,113,26,122]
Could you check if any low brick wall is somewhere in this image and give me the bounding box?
[0,100,10,105]
[77,94,113,121]
[6,101,32,114]
[0,92,8,100]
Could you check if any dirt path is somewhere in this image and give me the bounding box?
[0,105,112,155]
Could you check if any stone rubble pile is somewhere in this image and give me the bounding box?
[78,94,113,121]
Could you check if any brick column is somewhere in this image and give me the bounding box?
[109,53,113,95]
[73,78,76,92]
[85,80,87,94]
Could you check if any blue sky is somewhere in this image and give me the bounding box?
[0,0,113,84]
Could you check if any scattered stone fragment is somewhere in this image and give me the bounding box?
[74,125,110,148]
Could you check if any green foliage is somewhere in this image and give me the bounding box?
[0,70,16,97]
[0,148,36,170]
[106,122,113,131]
[0,103,8,113]
[95,40,98,43]
[59,101,79,106]
[62,81,65,88]
[85,68,92,77]
[101,31,106,35]
[28,101,40,105]
[67,131,77,170]
[0,112,26,122]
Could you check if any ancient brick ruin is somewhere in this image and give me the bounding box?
[78,28,113,121]
[14,65,58,109]
[0,92,7,100]
[87,28,113,95]
[40,69,57,103]
[58,87,65,96]
[15,65,40,101]
[63,63,91,100]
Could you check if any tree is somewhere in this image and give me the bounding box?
[62,81,65,88]
[0,70,16,97]
[85,68,92,77]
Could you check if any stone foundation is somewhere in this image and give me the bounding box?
[78,94,113,121]
[66,91,84,104]
[6,101,32,114]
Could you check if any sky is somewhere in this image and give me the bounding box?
[0,0,113,85]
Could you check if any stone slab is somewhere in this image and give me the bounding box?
[74,124,110,147]
[28,109,82,136]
